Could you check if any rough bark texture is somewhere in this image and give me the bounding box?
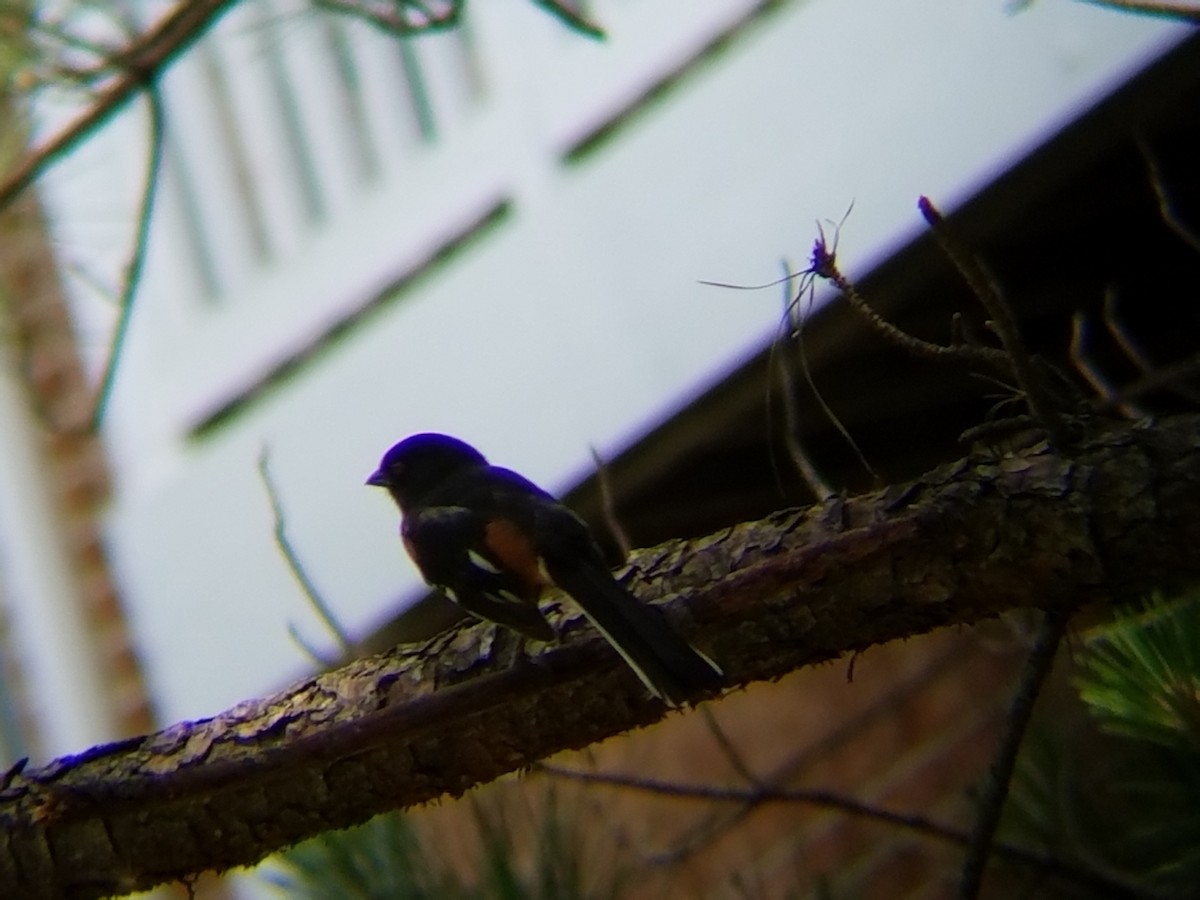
[3,415,1199,898]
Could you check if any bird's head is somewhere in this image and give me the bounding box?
[366,433,487,509]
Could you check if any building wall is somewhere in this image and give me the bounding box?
[405,627,1024,898]
[26,0,1183,739]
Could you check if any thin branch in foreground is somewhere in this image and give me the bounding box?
[1101,290,1156,377]
[535,764,1138,898]
[589,445,632,560]
[1102,349,1200,411]
[775,261,839,498]
[1069,309,1144,419]
[957,609,1069,899]
[257,447,353,656]
[918,196,1070,449]
[311,0,462,35]
[701,706,761,788]
[1139,143,1200,254]
[775,346,836,499]
[1097,289,1200,408]
[89,85,164,430]
[1077,0,1200,23]
[0,0,237,212]
[699,264,847,495]
[530,0,606,39]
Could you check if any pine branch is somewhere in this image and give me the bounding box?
[3,414,1200,897]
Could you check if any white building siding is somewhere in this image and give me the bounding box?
[21,0,1184,735]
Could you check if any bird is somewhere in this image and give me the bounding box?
[367,433,723,706]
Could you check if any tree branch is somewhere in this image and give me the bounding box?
[535,765,1142,898]
[89,85,164,430]
[1075,0,1200,22]
[957,610,1068,898]
[918,196,1071,448]
[0,0,237,212]
[3,414,1200,897]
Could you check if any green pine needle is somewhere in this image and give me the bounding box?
[1076,592,1200,752]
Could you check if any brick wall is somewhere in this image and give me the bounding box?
[412,626,1025,897]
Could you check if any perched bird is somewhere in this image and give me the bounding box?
[367,433,723,706]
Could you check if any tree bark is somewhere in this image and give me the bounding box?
[3,414,1199,898]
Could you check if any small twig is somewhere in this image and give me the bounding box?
[700,264,847,494]
[1138,141,1200,254]
[1101,290,1155,375]
[530,0,606,38]
[1075,0,1200,23]
[790,245,886,485]
[90,86,165,430]
[809,232,1011,375]
[537,763,1136,897]
[257,448,353,655]
[776,263,838,497]
[701,707,761,787]
[949,312,987,350]
[629,710,755,872]
[0,0,237,211]
[589,446,631,561]
[957,609,1069,899]
[1100,349,1200,411]
[1095,288,1200,409]
[918,197,1070,449]
[1069,309,1143,419]
[311,0,462,35]
[0,757,28,790]
[287,621,335,669]
[775,349,836,498]
[959,415,1037,446]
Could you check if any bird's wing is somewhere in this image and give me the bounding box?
[404,504,555,641]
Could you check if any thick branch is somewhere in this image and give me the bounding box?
[4,414,1200,897]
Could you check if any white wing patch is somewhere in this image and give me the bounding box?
[467,549,502,574]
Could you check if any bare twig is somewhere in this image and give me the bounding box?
[311,0,462,35]
[775,348,837,498]
[775,263,838,498]
[957,609,1069,899]
[1092,289,1200,410]
[536,764,1137,897]
[1101,350,1200,411]
[959,415,1038,446]
[809,229,1012,375]
[1069,309,1144,418]
[0,0,237,211]
[312,0,604,39]
[1138,139,1200,254]
[1076,0,1200,23]
[530,0,606,38]
[589,446,632,561]
[287,621,336,669]
[701,706,761,787]
[90,86,164,430]
[1102,291,1154,375]
[918,197,1070,448]
[628,706,773,870]
[257,448,353,655]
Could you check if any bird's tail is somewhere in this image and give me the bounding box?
[544,558,723,706]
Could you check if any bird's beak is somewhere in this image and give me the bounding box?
[366,468,387,487]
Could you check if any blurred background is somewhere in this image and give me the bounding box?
[0,0,1196,896]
